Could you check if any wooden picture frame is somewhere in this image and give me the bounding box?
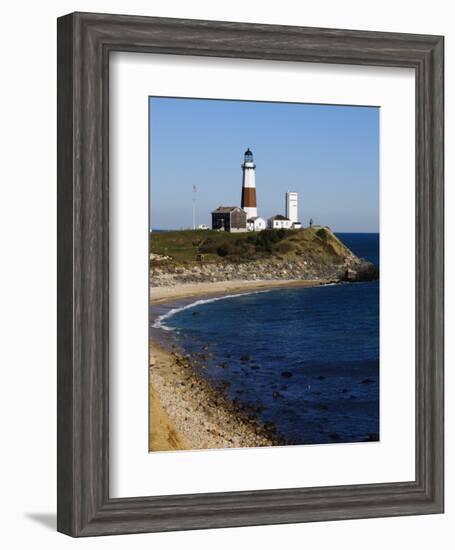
[57,12,444,536]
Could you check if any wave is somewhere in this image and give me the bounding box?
[152,290,271,331]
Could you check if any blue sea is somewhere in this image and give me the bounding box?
[151,233,379,445]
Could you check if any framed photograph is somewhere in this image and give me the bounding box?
[57,12,444,536]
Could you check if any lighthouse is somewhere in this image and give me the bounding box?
[241,148,258,219]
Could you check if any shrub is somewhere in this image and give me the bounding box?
[316,227,330,241]
[217,243,233,257]
[276,228,286,240]
[275,241,294,255]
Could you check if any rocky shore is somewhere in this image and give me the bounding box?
[150,339,285,451]
[151,254,378,288]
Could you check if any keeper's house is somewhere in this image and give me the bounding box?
[247,216,266,232]
[267,214,293,229]
[212,206,247,232]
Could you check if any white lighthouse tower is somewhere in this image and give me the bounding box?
[285,191,299,224]
[241,148,258,219]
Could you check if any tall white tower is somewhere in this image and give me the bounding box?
[286,191,299,224]
[241,148,258,219]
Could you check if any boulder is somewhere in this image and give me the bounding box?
[342,261,379,282]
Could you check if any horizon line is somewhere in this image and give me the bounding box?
[149,228,380,234]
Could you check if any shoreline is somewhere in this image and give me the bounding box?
[150,338,284,452]
[150,277,333,305]
[150,278,331,451]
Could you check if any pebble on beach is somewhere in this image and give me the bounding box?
[150,342,283,451]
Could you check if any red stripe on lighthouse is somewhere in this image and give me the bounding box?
[241,187,257,208]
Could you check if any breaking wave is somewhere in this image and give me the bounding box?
[152,290,271,331]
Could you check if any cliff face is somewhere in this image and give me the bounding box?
[150,227,378,287]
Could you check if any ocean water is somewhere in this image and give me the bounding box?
[152,233,379,445]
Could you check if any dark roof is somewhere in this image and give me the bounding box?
[212,206,242,214]
[270,214,290,221]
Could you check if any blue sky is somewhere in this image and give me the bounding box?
[149,97,379,232]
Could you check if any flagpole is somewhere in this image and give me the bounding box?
[192,185,197,229]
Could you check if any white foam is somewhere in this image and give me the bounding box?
[151,290,271,331]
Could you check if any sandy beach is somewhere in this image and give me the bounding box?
[149,278,329,452]
[151,278,331,305]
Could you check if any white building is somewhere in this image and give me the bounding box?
[240,148,258,219]
[247,216,266,232]
[285,191,299,225]
[267,215,293,229]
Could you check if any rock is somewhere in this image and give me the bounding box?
[342,261,379,282]
[281,371,293,378]
[356,261,379,281]
[329,432,340,440]
[317,375,325,380]
[343,268,357,281]
[272,391,282,399]
[240,354,251,362]
[361,378,375,384]
[263,421,276,433]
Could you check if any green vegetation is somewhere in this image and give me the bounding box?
[150,226,353,265]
